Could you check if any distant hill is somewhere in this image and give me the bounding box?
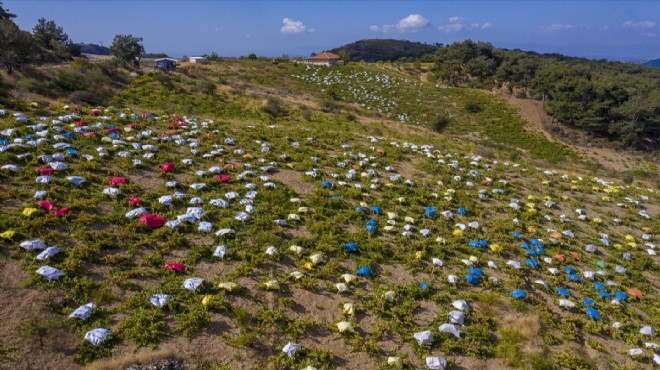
[77,43,110,55]
[330,39,438,62]
[642,58,660,67]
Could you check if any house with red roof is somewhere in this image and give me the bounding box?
[306,51,342,66]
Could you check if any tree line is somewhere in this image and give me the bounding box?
[0,2,148,74]
[0,4,81,73]
[421,40,659,150]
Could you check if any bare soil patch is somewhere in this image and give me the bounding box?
[270,169,315,196]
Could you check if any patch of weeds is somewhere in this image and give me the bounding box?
[586,338,606,353]
[555,350,597,370]
[528,351,556,370]
[118,308,167,350]
[222,331,257,348]
[75,333,121,364]
[176,303,211,338]
[493,327,524,366]
[0,346,18,365]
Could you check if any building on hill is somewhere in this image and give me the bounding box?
[189,56,207,64]
[154,58,177,72]
[306,51,342,66]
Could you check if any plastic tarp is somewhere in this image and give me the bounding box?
[69,303,95,319]
[183,277,204,291]
[511,290,527,299]
[36,265,64,280]
[640,325,655,336]
[426,356,447,370]
[586,308,601,320]
[126,207,148,219]
[211,245,227,258]
[282,342,301,357]
[21,239,47,251]
[452,300,469,311]
[356,266,372,277]
[449,310,465,325]
[413,330,434,344]
[36,246,60,261]
[439,323,461,338]
[84,328,110,346]
[150,294,170,308]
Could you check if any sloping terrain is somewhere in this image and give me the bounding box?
[0,60,658,369]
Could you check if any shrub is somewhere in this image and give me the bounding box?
[198,80,216,96]
[176,303,210,338]
[432,114,451,132]
[119,308,167,350]
[465,101,483,113]
[262,97,283,118]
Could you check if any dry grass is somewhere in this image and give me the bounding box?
[86,349,176,370]
[500,313,542,347]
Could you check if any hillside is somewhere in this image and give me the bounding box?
[330,39,438,62]
[417,41,660,151]
[642,58,660,68]
[0,60,658,370]
[77,43,111,56]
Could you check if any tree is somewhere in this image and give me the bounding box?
[337,49,349,65]
[110,34,144,67]
[0,19,34,73]
[32,18,76,62]
[33,18,69,48]
[0,1,16,20]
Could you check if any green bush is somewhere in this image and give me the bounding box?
[119,308,167,350]
[465,101,483,113]
[432,114,451,132]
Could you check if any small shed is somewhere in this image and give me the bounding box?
[154,58,177,72]
[189,57,207,64]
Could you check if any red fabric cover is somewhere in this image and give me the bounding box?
[35,167,54,175]
[164,262,185,271]
[159,162,175,172]
[216,175,231,183]
[128,197,142,205]
[109,177,127,186]
[54,208,70,217]
[139,214,166,228]
[37,200,55,211]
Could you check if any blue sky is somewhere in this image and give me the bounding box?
[5,1,659,60]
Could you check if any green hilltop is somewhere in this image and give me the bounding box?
[330,39,439,62]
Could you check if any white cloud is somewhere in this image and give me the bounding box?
[622,20,656,29]
[641,32,656,37]
[280,18,314,34]
[438,17,491,33]
[540,23,576,32]
[372,14,430,34]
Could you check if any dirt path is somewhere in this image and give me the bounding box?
[502,95,659,178]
